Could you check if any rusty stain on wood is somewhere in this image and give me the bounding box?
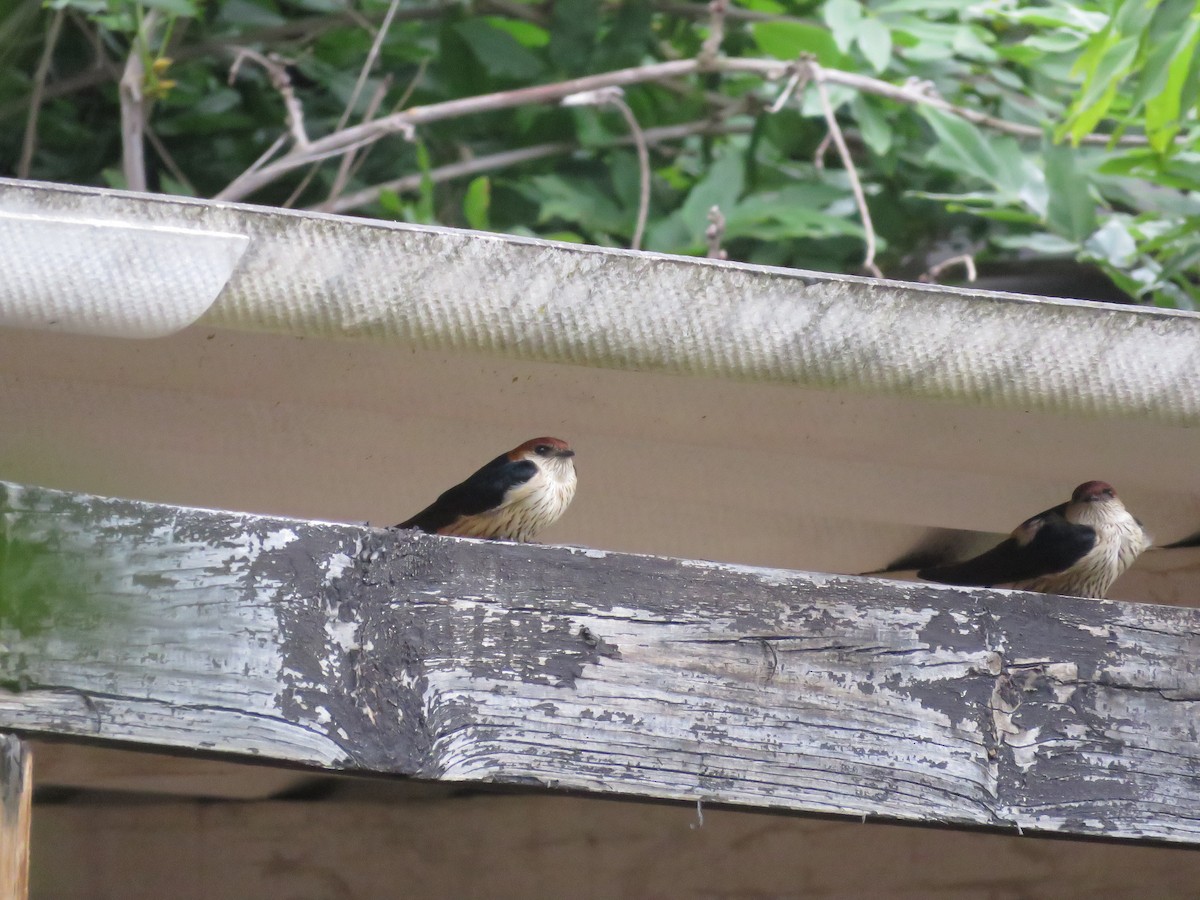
[0,734,31,898]
[1,480,1199,844]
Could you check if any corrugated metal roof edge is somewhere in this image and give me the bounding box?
[2,178,1198,426]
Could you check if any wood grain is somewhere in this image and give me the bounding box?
[2,480,1199,843]
[0,734,31,899]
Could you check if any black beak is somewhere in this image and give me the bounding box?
[558,449,576,458]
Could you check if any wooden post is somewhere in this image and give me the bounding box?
[0,734,31,899]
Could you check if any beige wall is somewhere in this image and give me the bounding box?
[31,774,1200,899]
[1,323,1196,604]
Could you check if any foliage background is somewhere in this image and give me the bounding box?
[1,0,1197,306]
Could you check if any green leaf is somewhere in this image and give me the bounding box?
[918,107,1005,187]
[851,94,892,156]
[377,190,404,217]
[1044,141,1098,241]
[724,185,865,240]
[140,0,198,15]
[454,20,544,80]
[1145,21,1200,153]
[463,177,491,231]
[992,232,1081,255]
[549,0,600,74]
[484,16,550,48]
[1062,34,1139,142]
[857,18,892,73]
[213,0,286,28]
[680,150,745,243]
[523,175,629,236]
[751,20,846,66]
[1084,217,1138,266]
[414,141,435,225]
[1112,0,1158,38]
[823,0,863,53]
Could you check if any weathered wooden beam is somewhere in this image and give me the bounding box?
[0,734,31,899]
[1,480,1199,844]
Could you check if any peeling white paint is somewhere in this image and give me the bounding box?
[323,551,354,580]
[326,618,359,653]
[261,527,299,551]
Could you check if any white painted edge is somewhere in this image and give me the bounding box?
[0,209,248,338]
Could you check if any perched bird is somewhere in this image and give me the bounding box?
[395,437,577,542]
[916,481,1151,599]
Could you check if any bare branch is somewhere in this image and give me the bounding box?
[706,205,728,260]
[228,48,309,148]
[698,0,727,65]
[813,131,833,171]
[217,55,1154,204]
[118,9,161,192]
[144,127,197,194]
[229,133,289,192]
[563,87,652,251]
[338,0,401,135]
[322,75,393,211]
[810,64,881,278]
[331,58,431,207]
[308,0,403,211]
[921,254,978,284]
[322,119,752,215]
[615,97,652,252]
[0,5,462,124]
[17,8,66,179]
[768,60,811,113]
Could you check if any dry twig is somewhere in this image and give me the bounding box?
[118,9,162,192]
[705,206,728,260]
[920,253,978,284]
[322,118,752,215]
[145,126,196,194]
[563,87,652,251]
[228,48,309,148]
[217,55,1155,203]
[321,75,394,208]
[812,132,833,171]
[305,0,403,209]
[18,8,66,179]
[698,0,727,65]
[809,63,881,277]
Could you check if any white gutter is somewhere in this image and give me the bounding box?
[1,178,1197,425]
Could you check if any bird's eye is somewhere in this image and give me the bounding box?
[534,445,551,455]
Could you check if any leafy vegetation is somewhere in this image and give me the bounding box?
[2,0,1197,306]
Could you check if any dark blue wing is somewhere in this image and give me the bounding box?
[395,455,538,532]
[918,503,1097,587]
[1162,530,1200,549]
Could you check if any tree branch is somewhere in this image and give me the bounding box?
[228,48,309,148]
[17,8,65,179]
[921,253,978,284]
[811,64,880,277]
[220,54,1145,204]
[118,9,161,192]
[706,205,728,259]
[321,119,752,215]
[322,76,393,210]
[562,87,652,251]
